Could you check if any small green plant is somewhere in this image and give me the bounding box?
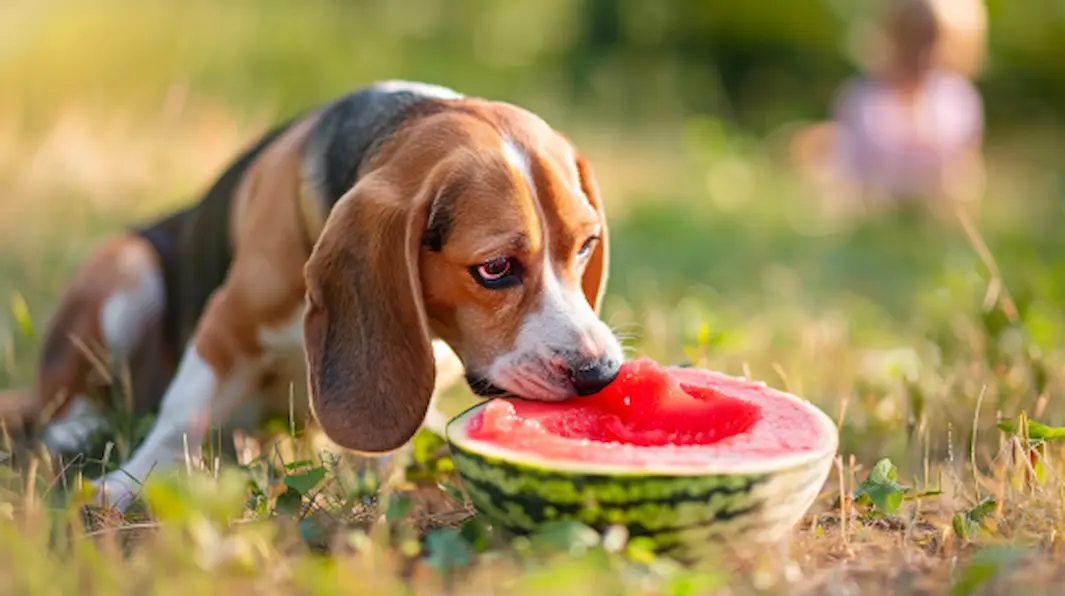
[853,458,906,515]
[996,416,1065,441]
[952,498,998,543]
[275,461,328,516]
[950,546,1031,596]
[996,412,1065,487]
[853,457,941,516]
[424,528,472,589]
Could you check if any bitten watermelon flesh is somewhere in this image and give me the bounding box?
[559,357,760,446]
[446,359,839,557]
[465,358,821,466]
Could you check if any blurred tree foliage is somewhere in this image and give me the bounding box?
[0,0,1062,138]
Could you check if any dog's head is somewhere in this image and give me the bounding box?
[303,99,623,453]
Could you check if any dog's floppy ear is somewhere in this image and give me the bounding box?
[575,154,609,313]
[303,174,435,453]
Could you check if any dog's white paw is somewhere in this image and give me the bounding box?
[90,472,140,512]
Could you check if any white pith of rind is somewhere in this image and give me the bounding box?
[446,381,840,477]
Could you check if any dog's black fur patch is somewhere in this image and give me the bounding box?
[134,116,299,358]
[303,84,466,210]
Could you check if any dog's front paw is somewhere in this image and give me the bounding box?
[90,472,140,512]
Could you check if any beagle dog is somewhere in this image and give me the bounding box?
[20,80,624,510]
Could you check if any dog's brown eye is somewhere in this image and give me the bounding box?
[470,257,521,289]
[577,236,599,260]
[479,257,511,278]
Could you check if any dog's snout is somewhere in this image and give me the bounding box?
[569,358,621,396]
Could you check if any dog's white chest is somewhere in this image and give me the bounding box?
[256,303,312,416]
[258,303,306,360]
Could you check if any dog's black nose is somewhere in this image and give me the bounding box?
[569,358,621,396]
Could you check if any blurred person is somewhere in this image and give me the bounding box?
[790,0,988,217]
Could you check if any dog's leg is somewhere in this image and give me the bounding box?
[91,280,270,510]
[92,345,258,510]
[34,235,167,455]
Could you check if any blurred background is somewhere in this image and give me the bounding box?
[2,0,1065,465]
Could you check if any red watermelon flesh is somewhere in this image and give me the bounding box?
[467,358,826,468]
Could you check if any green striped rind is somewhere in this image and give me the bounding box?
[449,443,830,554]
[446,389,837,556]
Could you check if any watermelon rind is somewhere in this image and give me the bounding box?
[445,377,838,557]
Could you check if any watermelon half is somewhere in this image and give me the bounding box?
[445,359,838,556]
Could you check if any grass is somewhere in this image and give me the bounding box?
[5,88,1065,594]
